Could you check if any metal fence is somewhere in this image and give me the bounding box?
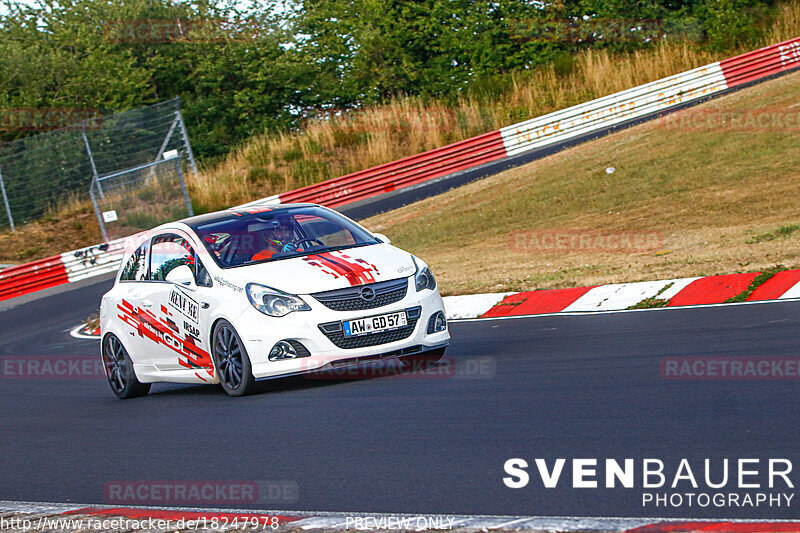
[0,97,196,232]
[90,155,193,242]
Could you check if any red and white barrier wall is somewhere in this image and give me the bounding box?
[0,239,127,301]
[2,36,800,302]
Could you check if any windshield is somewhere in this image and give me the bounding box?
[193,206,380,268]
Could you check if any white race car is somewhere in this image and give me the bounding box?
[99,203,449,398]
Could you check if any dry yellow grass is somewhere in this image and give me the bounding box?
[0,200,101,262]
[361,69,800,295]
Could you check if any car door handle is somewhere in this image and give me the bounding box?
[140,299,153,308]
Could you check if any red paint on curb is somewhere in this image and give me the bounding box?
[481,286,595,317]
[63,507,301,524]
[668,273,759,306]
[746,269,800,301]
[79,324,101,337]
[628,521,800,532]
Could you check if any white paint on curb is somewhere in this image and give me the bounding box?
[69,324,99,340]
[561,277,699,312]
[562,280,670,312]
[443,292,513,320]
[779,278,800,299]
[657,277,701,300]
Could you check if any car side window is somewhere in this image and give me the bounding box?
[196,257,212,287]
[119,242,149,282]
[149,233,196,282]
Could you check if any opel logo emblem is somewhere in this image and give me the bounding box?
[360,287,376,301]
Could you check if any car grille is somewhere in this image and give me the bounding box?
[319,307,421,349]
[311,278,408,312]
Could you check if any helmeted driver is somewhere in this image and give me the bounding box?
[252,216,297,261]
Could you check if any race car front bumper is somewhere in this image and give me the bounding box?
[237,278,450,380]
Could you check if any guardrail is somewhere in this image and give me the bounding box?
[0,255,68,301]
[0,239,126,301]
[1,36,799,302]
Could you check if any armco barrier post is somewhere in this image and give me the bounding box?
[82,124,103,199]
[89,186,109,243]
[155,115,180,163]
[0,168,15,232]
[175,97,198,176]
[176,156,194,217]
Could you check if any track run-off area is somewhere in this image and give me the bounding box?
[1,277,800,520]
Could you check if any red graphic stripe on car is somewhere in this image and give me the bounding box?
[303,255,341,279]
[308,252,379,286]
[336,252,380,281]
[117,299,214,379]
[313,254,356,283]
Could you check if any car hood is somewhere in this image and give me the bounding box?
[219,244,416,295]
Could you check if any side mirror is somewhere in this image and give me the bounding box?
[165,264,197,291]
[373,232,391,245]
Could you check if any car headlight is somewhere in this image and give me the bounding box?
[412,257,437,292]
[246,283,311,317]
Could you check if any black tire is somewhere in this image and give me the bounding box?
[102,334,151,399]
[400,347,446,371]
[212,320,257,397]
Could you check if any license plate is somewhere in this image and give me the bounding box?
[343,311,408,337]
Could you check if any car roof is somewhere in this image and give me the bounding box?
[179,203,322,230]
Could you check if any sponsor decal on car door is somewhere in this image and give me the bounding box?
[152,285,213,379]
[117,295,214,381]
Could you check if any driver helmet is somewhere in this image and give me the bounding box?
[263,215,294,249]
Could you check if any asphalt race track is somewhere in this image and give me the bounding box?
[2,278,800,519]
